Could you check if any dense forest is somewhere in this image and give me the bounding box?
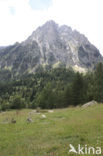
[0,63,103,110]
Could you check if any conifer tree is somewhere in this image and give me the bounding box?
[94,63,103,102]
[72,72,85,106]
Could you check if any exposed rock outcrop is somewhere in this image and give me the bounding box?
[0,20,102,76]
[82,100,97,107]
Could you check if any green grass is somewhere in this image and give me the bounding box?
[0,104,103,156]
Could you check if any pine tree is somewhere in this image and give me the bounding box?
[94,63,103,102]
[63,85,72,107]
[72,72,85,106]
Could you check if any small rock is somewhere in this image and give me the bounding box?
[27,117,33,123]
[41,114,46,119]
[48,110,54,113]
[11,118,16,124]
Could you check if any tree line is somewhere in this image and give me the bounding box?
[0,63,103,110]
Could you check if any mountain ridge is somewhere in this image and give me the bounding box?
[0,20,103,76]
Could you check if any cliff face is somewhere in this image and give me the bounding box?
[0,20,102,75]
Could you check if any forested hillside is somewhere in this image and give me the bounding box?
[0,63,103,110]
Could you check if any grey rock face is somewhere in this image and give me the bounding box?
[0,20,103,75]
[25,20,103,70]
[82,100,97,107]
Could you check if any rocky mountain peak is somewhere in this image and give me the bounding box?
[26,20,59,45]
[43,20,58,27]
[26,20,89,47]
[0,20,103,75]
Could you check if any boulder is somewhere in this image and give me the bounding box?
[82,100,97,108]
[11,118,16,124]
[27,117,33,123]
[41,114,46,119]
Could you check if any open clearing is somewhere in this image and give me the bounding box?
[0,104,103,156]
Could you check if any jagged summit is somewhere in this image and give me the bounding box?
[25,20,59,44]
[43,20,58,26]
[0,20,103,75]
[25,20,89,48]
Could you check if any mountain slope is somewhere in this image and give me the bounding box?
[0,20,103,75]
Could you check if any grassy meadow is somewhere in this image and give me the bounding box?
[0,104,103,156]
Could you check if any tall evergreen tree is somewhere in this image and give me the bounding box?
[94,63,103,102]
[72,72,85,106]
[63,84,72,107]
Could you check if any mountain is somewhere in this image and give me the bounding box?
[0,46,7,50]
[0,20,103,76]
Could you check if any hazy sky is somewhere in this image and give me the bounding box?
[0,0,103,55]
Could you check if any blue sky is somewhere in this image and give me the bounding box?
[9,6,15,15]
[29,0,52,10]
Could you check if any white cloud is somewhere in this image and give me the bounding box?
[0,0,103,55]
[0,0,48,45]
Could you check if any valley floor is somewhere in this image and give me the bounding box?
[0,104,103,156]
